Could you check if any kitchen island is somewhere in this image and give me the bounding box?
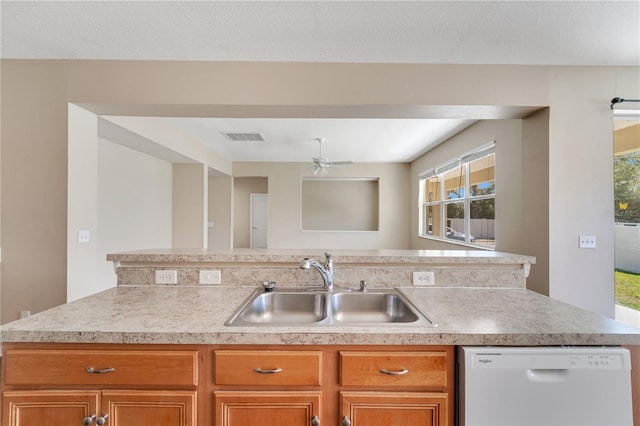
[2,285,639,426]
[2,248,639,425]
[1,285,639,346]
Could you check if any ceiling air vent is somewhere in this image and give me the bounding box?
[222,132,265,142]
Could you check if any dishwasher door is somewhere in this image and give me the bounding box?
[458,346,633,426]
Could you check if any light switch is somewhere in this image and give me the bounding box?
[78,230,90,243]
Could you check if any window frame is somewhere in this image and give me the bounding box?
[419,142,495,248]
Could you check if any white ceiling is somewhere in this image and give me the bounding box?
[2,1,638,65]
[3,1,638,163]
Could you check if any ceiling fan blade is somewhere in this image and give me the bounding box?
[327,161,354,166]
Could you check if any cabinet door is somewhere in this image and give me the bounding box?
[214,390,322,426]
[101,390,197,426]
[2,390,100,426]
[340,391,448,426]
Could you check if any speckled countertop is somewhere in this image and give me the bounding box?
[107,248,535,265]
[2,286,639,346]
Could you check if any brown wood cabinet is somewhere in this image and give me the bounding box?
[213,349,323,426]
[2,389,196,426]
[210,346,454,426]
[1,344,200,426]
[338,351,450,426]
[2,343,454,426]
[340,391,448,426]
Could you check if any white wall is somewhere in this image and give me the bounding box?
[68,106,175,302]
[67,104,99,302]
[96,139,173,291]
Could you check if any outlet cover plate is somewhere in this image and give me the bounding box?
[155,270,178,285]
[199,270,221,284]
[579,235,596,249]
[413,271,435,286]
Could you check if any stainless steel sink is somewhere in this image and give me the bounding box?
[329,292,420,323]
[226,290,327,325]
[225,287,436,327]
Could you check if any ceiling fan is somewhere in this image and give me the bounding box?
[311,138,353,175]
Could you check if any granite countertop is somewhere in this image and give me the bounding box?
[107,248,535,265]
[2,286,639,346]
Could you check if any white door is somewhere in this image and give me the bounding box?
[250,193,268,248]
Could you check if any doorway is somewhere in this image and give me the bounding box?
[613,111,640,326]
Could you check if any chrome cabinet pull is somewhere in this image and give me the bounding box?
[311,415,320,426]
[96,414,109,426]
[342,416,351,426]
[379,368,409,376]
[86,367,115,374]
[82,414,96,425]
[253,367,283,374]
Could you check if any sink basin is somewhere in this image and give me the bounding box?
[225,287,436,327]
[226,290,327,325]
[329,292,419,323]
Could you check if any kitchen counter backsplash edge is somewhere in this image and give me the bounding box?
[108,248,535,288]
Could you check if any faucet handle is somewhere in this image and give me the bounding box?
[262,281,276,292]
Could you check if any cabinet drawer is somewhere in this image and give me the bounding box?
[3,349,198,387]
[340,351,447,388]
[215,350,322,386]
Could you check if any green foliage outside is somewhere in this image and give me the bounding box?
[615,269,640,311]
[614,152,640,222]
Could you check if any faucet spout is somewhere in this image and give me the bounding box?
[299,252,334,291]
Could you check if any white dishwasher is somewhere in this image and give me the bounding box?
[458,346,633,426]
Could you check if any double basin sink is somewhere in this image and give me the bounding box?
[225,287,436,327]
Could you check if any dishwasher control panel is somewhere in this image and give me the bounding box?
[470,348,629,370]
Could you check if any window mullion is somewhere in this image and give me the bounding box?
[464,163,471,243]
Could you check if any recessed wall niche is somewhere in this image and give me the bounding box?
[301,177,380,231]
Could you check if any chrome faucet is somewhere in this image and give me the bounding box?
[299,252,334,291]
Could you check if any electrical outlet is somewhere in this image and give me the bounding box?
[579,235,596,249]
[199,270,221,284]
[413,271,435,286]
[155,270,177,284]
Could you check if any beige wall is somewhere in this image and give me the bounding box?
[302,179,379,231]
[1,60,638,321]
[208,175,233,250]
[409,118,550,295]
[2,61,69,323]
[233,162,410,249]
[233,177,268,249]
[173,164,208,248]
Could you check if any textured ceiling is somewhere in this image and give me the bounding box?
[2,1,639,65]
[3,1,638,164]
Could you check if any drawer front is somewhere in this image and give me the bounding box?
[3,349,198,387]
[340,351,447,388]
[215,350,322,386]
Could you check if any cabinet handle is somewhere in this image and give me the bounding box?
[82,414,96,425]
[379,368,409,376]
[96,414,109,426]
[253,367,283,374]
[342,416,351,426]
[311,415,320,426]
[86,367,115,374]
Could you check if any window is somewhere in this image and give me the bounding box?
[419,142,495,249]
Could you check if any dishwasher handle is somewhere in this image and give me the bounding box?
[526,369,569,383]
